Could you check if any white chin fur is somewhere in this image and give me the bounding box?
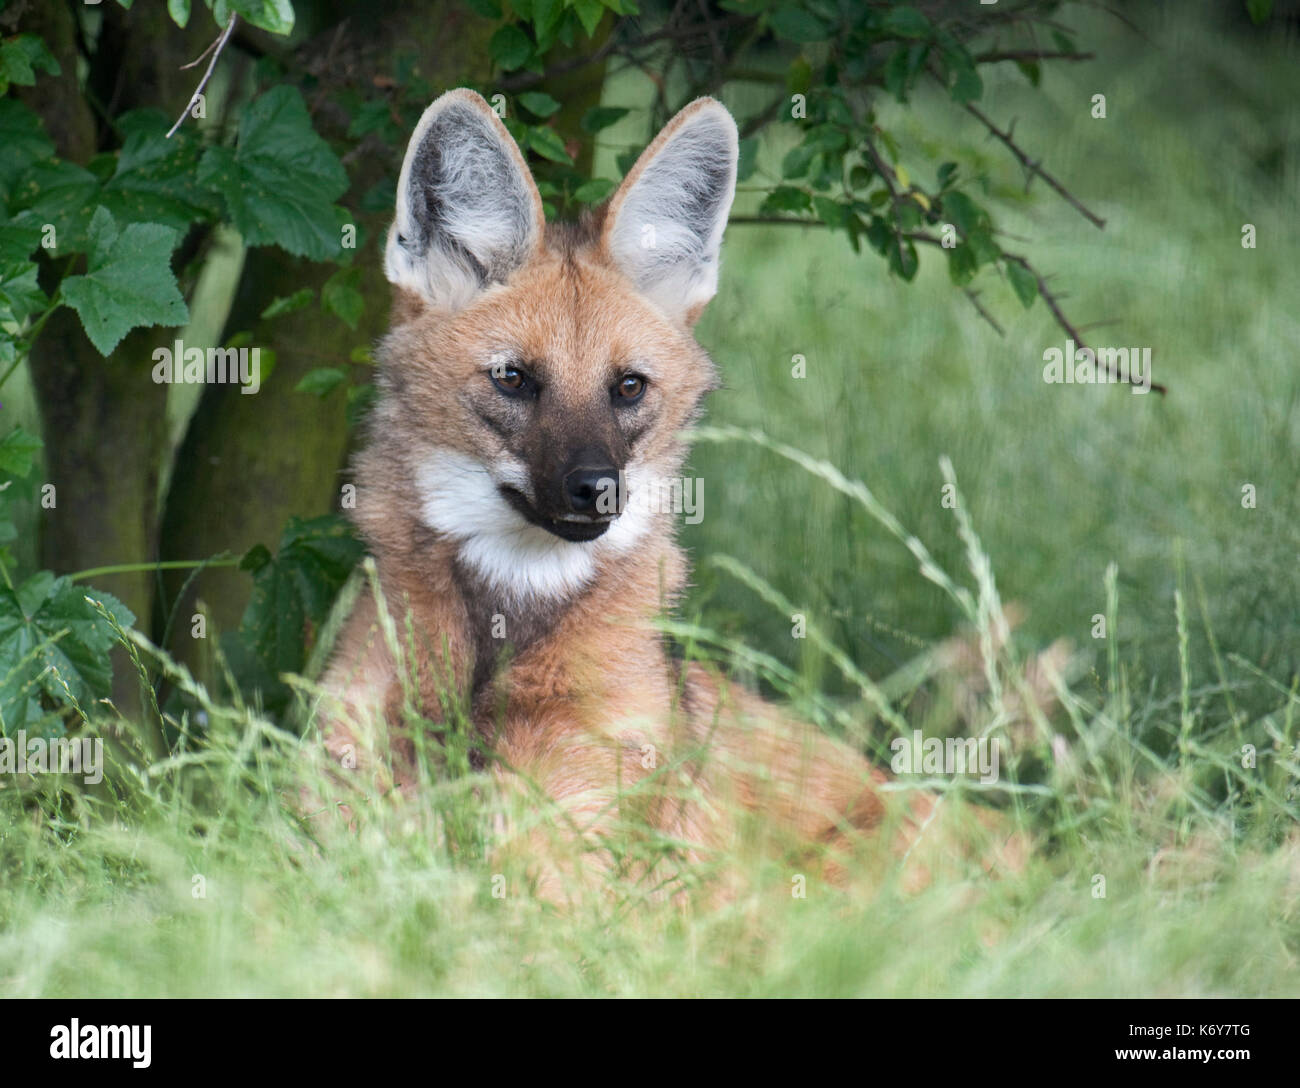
[415,448,655,602]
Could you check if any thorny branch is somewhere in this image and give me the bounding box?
[960,100,1107,229]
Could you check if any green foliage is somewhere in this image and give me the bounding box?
[214,0,295,35]
[293,366,347,397]
[98,111,220,230]
[197,86,349,260]
[0,570,133,735]
[1247,0,1274,24]
[321,268,363,329]
[0,424,40,477]
[223,515,364,712]
[0,32,59,95]
[59,207,189,354]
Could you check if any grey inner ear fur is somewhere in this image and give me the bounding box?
[397,101,535,289]
[641,126,732,276]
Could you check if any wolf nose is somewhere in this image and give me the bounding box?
[563,467,621,516]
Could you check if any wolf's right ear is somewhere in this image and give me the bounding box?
[385,89,545,311]
[601,98,738,326]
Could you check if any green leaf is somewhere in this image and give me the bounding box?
[1015,59,1040,88]
[226,0,295,35]
[527,125,573,164]
[736,136,758,183]
[0,571,134,735]
[572,178,616,203]
[321,267,363,329]
[197,86,348,261]
[1247,0,1273,24]
[881,6,931,38]
[0,99,54,190]
[294,367,347,397]
[894,199,922,232]
[946,241,977,286]
[518,91,562,118]
[0,426,42,477]
[0,260,46,332]
[531,0,563,38]
[59,207,189,355]
[236,515,365,682]
[786,55,812,95]
[884,45,913,101]
[239,543,273,573]
[581,106,629,133]
[781,141,817,180]
[0,33,60,93]
[948,56,983,103]
[1051,30,1078,56]
[167,0,192,27]
[941,191,990,239]
[260,287,314,319]
[99,111,216,230]
[572,0,606,37]
[1006,261,1038,308]
[769,6,830,43]
[490,24,533,70]
[812,196,846,230]
[7,159,100,253]
[346,382,376,429]
[760,186,812,215]
[887,237,918,281]
[347,99,400,143]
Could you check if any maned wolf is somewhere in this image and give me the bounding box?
[316,89,1019,898]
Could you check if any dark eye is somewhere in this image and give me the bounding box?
[491,364,531,396]
[616,374,646,402]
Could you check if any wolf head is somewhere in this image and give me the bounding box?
[370,89,738,602]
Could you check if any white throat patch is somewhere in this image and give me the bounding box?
[415,448,655,602]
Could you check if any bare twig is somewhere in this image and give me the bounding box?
[904,230,1162,391]
[729,216,824,227]
[180,29,223,71]
[963,288,1005,337]
[974,49,1095,63]
[167,13,238,139]
[961,101,1106,229]
[1003,253,1167,394]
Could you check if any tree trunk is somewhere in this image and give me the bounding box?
[18,0,214,712]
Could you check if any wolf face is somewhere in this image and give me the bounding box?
[367,90,737,602]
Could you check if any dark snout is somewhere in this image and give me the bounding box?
[563,465,623,516]
[500,444,628,543]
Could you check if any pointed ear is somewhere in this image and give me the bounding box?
[385,89,545,311]
[601,98,738,325]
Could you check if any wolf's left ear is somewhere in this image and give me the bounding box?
[385,89,545,311]
[601,98,738,326]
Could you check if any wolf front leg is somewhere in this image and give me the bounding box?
[305,590,406,824]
